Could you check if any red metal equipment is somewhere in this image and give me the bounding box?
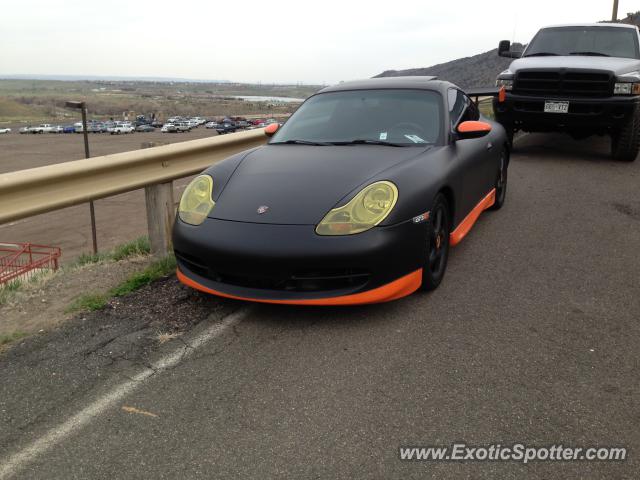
[0,243,61,285]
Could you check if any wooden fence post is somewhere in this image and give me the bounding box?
[141,141,174,257]
[145,182,175,257]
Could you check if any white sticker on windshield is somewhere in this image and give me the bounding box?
[379,132,388,140]
[404,134,426,143]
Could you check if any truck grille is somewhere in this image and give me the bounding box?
[514,70,613,97]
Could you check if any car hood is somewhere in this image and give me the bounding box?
[509,56,640,76]
[210,144,428,225]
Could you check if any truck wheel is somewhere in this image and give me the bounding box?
[504,124,514,146]
[611,108,639,162]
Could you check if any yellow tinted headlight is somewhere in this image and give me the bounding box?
[178,175,215,226]
[316,181,398,235]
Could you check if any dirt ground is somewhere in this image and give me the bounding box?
[0,256,156,339]
[0,128,220,264]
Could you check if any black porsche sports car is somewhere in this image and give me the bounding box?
[173,76,509,305]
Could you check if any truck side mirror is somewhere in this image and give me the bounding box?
[498,40,511,57]
[498,40,522,58]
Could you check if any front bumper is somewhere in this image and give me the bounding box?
[493,93,640,132]
[173,217,426,305]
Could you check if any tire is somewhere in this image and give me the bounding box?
[611,107,640,162]
[421,194,451,292]
[489,148,509,211]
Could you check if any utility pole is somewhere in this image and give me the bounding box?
[612,0,619,21]
[66,101,98,255]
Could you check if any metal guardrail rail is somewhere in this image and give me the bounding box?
[0,128,269,257]
[0,128,267,225]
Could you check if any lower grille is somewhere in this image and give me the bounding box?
[176,251,370,292]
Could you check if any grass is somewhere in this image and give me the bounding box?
[112,236,150,261]
[0,280,23,306]
[0,331,28,346]
[72,236,150,268]
[66,255,176,314]
[1,236,155,312]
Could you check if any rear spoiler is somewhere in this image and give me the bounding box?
[465,87,500,105]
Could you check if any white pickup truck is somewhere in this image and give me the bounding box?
[108,123,134,134]
[30,124,55,134]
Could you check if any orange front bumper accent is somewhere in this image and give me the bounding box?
[176,268,423,306]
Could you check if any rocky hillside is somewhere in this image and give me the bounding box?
[374,48,514,89]
[375,12,640,89]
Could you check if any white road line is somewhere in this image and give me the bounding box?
[0,308,251,480]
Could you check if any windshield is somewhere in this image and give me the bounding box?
[525,26,640,59]
[271,89,442,146]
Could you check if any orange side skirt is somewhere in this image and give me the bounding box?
[177,268,423,306]
[449,189,496,247]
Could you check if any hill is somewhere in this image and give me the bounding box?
[375,11,640,89]
[374,48,514,90]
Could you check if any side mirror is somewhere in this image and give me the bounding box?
[457,121,492,140]
[498,40,523,58]
[498,40,511,57]
[264,123,279,137]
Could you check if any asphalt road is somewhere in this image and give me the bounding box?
[1,133,639,479]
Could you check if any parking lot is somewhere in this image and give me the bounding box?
[0,132,638,478]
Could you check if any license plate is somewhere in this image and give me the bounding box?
[544,101,569,114]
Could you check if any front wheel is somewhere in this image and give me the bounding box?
[421,194,451,292]
[489,148,509,210]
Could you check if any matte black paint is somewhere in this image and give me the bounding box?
[174,77,507,300]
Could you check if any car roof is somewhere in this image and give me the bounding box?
[317,76,457,94]
[541,22,638,29]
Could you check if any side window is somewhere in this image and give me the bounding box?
[448,89,479,129]
[461,96,480,122]
[447,88,471,129]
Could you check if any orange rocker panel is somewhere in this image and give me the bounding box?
[177,188,496,305]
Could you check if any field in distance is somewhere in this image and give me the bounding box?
[0,79,322,125]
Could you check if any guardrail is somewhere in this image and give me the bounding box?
[0,129,269,256]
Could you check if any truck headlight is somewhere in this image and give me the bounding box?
[614,83,640,95]
[316,181,398,235]
[496,79,514,90]
[178,175,215,226]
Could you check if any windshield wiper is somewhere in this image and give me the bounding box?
[331,139,412,147]
[569,51,610,57]
[270,139,334,146]
[523,52,559,57]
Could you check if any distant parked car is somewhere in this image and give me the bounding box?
[161,123,178,133]
[87,123,104,133]
[205,121,218,129]
[19,126,33,134]
[174,122,191,132]
[151,120,164,128]
[215,123,238,134]
[51,125,64,134]
[31,124,54,134]
[108,123,134,134]
[62,125,76,133]
[0,127,11,134]
[136,124,155,132]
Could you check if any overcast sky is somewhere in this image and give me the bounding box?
[0,0,636,84]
